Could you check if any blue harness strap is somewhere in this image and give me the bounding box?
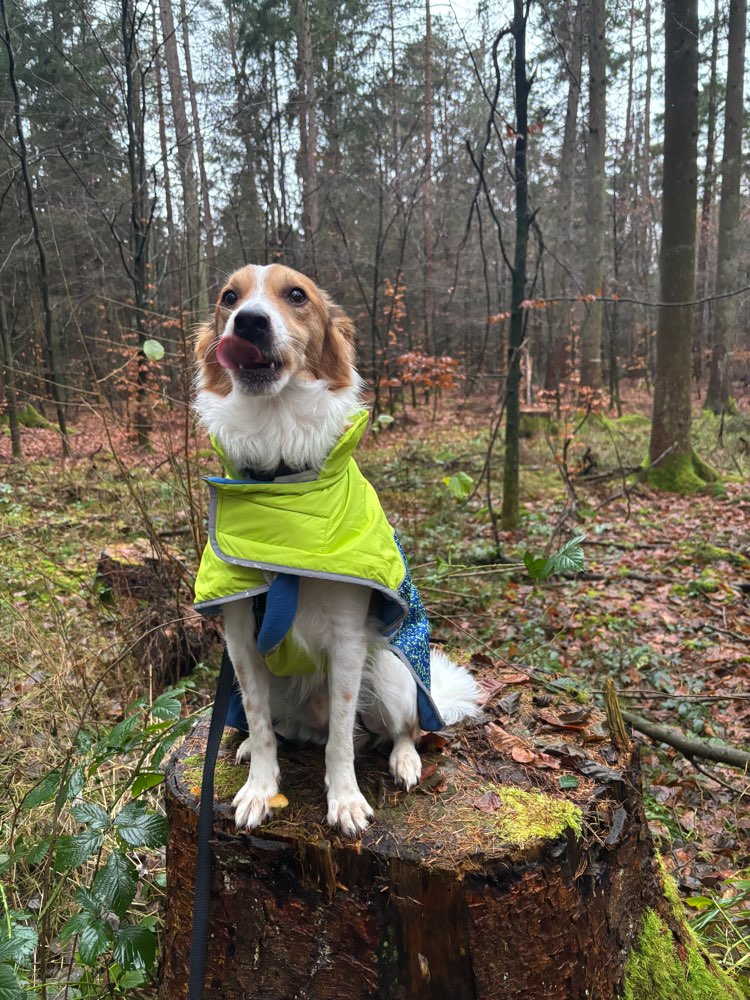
[256,573,299,655]
[223,574,300,734]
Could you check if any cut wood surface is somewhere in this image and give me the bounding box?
[159,676,664,1000]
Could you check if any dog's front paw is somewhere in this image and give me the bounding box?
[389,740,422,791]
[326,786,374,837]
[233,775,279,830]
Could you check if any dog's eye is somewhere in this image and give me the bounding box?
[288,287,307,305]
[222,290,238,307]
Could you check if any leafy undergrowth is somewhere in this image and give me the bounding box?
[1,391,749,994]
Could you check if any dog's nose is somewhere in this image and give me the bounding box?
[233,309,270,341]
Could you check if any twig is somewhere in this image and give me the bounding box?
[623,710,750,770]
[700,623,748,644]
[685,755,743,795]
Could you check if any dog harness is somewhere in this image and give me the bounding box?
[194,410,443,731]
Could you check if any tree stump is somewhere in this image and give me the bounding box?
[96,540,220,686]
[159,678,671,1000]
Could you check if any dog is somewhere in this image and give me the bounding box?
[193,263,480,837]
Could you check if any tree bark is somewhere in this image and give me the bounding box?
[692,0,720,387]
[160,716,661,999]
[501,4,531,531]
[547,0,583,395]
[704,0,746,414]
[180,0,216,278]
[580,0,606,389]
[423,0,435,355]
[0,296,22,458]
[159,0,206,319]
[295,0,320,278]
[121,0,153,447]
[648,0,705,490]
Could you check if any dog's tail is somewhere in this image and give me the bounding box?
[429,647,482,726]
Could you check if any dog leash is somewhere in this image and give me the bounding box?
[187,578,298,999]
[188,645,234,1000]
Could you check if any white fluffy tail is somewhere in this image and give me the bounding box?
[429,647,482,726]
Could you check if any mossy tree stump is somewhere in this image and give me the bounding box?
[158,672,688,1000]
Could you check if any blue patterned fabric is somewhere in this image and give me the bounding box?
[388,535,439,730]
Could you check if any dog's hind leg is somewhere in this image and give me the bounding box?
[360,649,422,791]
[223,598,280,830]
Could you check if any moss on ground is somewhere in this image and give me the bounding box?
[624,909,744,1000]
[645,450,720,493]
[0,403,51,429]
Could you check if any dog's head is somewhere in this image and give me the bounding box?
[195,264,356,398]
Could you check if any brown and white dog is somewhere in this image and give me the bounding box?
[194,264,480,836]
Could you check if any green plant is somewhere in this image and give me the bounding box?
[3,684,198,998]
[686,876,750,976]
[524,534,586,580]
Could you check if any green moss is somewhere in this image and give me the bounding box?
[19,404,51,429]
[644,450,719,493]
[1,404,52,429]
[490,786,582,848]
[624,909,744,1000]
[183,755,247,801]
[598,412,652,430]
[680,542,749,569]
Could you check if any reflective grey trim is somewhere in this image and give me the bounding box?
[194,584,268,612]
[389,645,445,730]
[206,485,409,619]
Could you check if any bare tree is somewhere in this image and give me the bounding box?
[159,0,206,318]
[295,0,320,277]
[648,0,713,489]
[580,0,606,389]
[1,0,69,456]
[501,0,533,529]
[704,0,746,413]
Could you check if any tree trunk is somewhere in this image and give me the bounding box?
[704,0,746,414]
[180,0,216,279]
[0,297,22,458]
[580,0,606,390]
[160,712,663,999]
[647,0,707,490]
[692,0,720,388]
[1,0,69,457]
[547,0,582,394]
[423,0,435,356]
[159,0,206,319]
[121,0,153,447]
[295,0,320,278]
[501,4,531,531]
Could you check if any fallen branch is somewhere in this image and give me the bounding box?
[623,710,750,770]
[595,688,750,703]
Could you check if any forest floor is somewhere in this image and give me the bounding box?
[1,387,749,996]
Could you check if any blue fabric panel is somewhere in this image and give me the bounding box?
[225,681,249,732]
[256,574,299,655]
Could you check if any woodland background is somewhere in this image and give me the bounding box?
[0,0,749,997]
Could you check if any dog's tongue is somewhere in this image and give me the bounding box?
[216,335,266,371]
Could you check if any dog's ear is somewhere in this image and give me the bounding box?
[315,297,356,390]
[194,319,231,395]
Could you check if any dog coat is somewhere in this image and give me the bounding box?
[194,409,443,731]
